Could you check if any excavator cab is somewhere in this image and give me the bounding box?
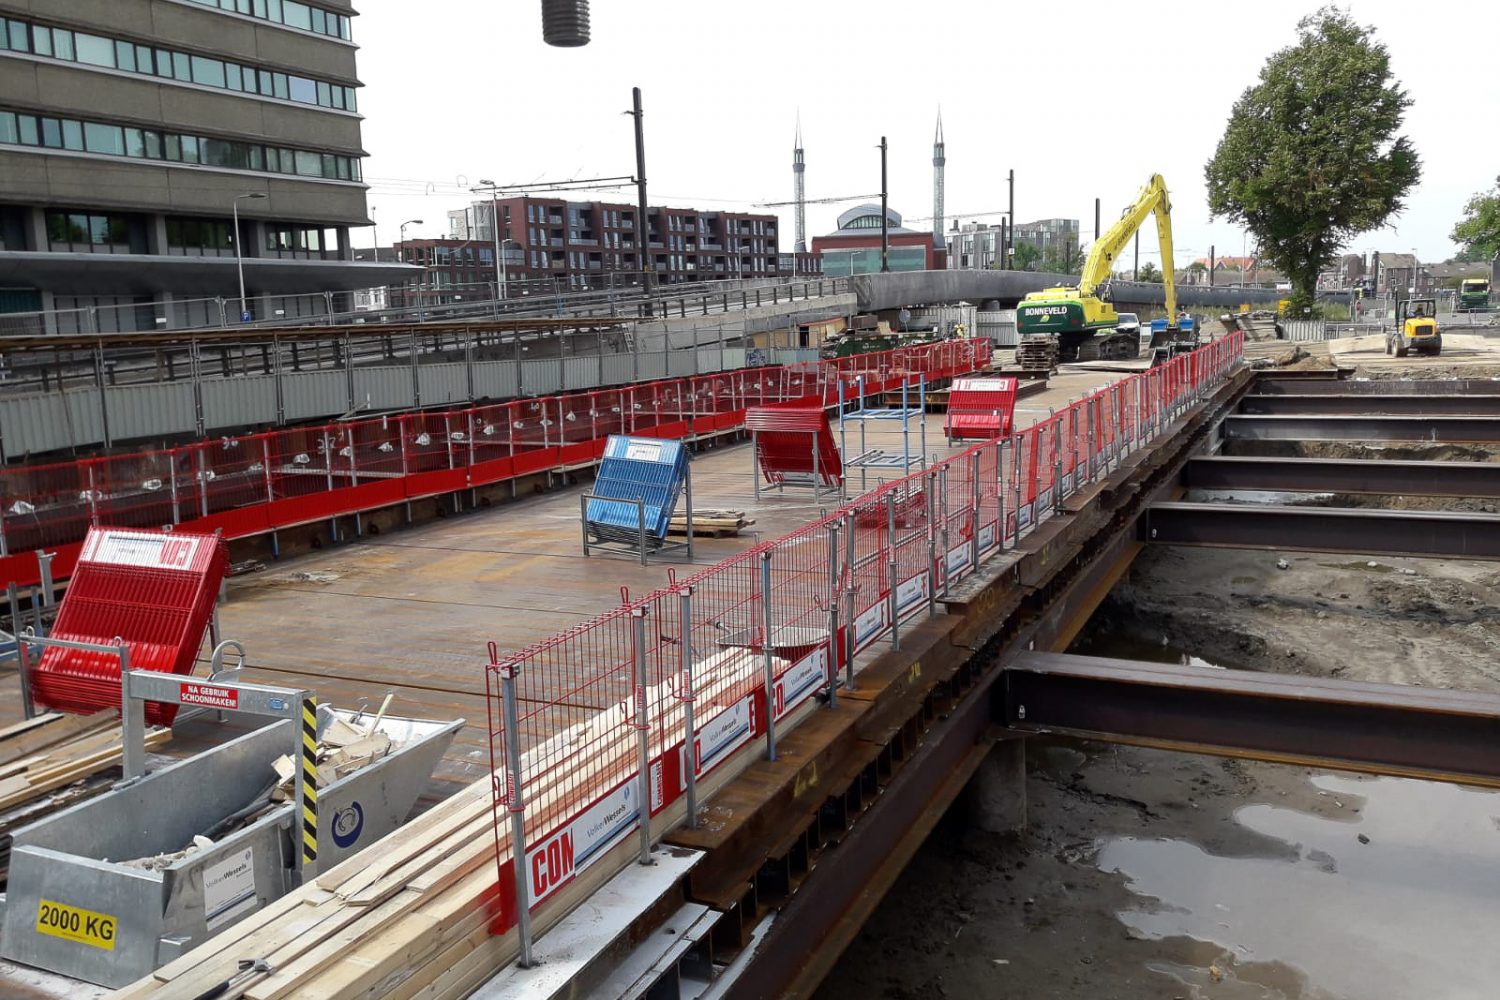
[1388,297,1441,357]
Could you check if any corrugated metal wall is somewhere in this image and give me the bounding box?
[0,347,769,456]
[1281,320,1329,342]
[977,310,1019,347]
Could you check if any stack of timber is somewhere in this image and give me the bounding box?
[669,509,755,538]
[1014,335,1060,372]
[118,648,780,1000]
[0,711,172,881]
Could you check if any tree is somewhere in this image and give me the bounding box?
[1204,7,1420,313]
[1041,243,1086,274]
[1451,176,1500,262]
[1136,261,1162,283]
[1006,243,1042,271]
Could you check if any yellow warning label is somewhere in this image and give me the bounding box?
[35,898,117,950]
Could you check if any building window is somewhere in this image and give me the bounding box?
[1,105,361,181]
[0,16,357,111]
[264,225,339,258]
[165,216,235,255]
[183,0,351,40]
[45,210,138,253]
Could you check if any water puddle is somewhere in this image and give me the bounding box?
[1098,774,1500,999]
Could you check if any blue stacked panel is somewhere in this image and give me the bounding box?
[585,435,690,544]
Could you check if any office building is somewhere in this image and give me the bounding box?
[946,221,1005,270]
[451,196,783,290]
[1011,218,1079,258]
[0,0,410,332]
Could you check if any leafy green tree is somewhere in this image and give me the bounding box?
[1204,7,1420,313]
[1007,243,1042,271]
[1451,176,1500,262]
[1136,261,1163,283]
[1041,243,1086,274]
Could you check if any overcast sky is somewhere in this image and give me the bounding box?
[352,0,1498,266]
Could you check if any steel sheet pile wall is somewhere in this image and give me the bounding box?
[484,332,1245,947]
[0,340,990,587]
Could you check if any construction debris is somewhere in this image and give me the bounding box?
[0,712,173,884]
[117,709,399,869]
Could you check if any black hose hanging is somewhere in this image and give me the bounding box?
[541,0,590,46]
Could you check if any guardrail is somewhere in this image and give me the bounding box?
[0,274,850,338]
[0,339,989,588]
[482,331,1246,955]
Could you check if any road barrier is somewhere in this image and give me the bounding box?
[0,339,989,588]
[483,331,1245,952]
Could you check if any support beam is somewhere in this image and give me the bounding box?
[1239,394,1500,416]
[1222,414,1500,443]
[1140,501,1500,559]
[1183,456,1500,497]
[1251,376,1498,396]
[1003,652,1500,787]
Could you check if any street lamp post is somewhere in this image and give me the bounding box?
[233,192,267,322]
[398,220,423,311]
[398,219,423,261]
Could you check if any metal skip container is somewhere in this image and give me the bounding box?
[0,710,462,988]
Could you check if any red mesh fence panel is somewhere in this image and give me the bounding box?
[90,452,179,532]
[199,436,275,514]
[31,528,229,725]
[0,458,96,554]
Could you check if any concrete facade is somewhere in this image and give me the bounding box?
[0,0,412,331]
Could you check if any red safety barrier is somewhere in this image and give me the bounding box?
[745,401,843,492]
[945,377,1020,441]
[30,528,229,725]
[484,332,1244,943]
[0,339,994,588]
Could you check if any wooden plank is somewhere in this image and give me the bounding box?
[0,713,63,742]
[0,710,114,766]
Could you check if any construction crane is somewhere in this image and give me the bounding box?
[755,193,880,208]
[1015,174,1181,362]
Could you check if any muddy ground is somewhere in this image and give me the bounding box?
[816,447,1500,998]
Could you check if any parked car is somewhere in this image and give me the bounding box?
[1115,312,1142,338]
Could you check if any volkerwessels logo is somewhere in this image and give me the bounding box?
[332,802,364,848]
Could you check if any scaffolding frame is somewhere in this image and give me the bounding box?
[838,373,928,497]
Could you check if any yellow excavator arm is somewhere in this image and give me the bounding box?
[1079,174,1177,320]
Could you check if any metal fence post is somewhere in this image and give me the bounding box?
[925,470,938,614]
[1085,401,1096,483]
[970,450,982,569]
[886,493,900,651]
[679,586,698,828]
[843,511,856,688]
[1012,435,1023,547]
[13,621,35,720]
[498,661,534,967]
[938,464,951,599]
[825,521,840,709]
[760,550,778,760]
[631,606,654,864]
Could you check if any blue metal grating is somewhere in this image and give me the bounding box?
[585,435,690,543]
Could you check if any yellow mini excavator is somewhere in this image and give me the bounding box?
[1015,174,1181,362]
